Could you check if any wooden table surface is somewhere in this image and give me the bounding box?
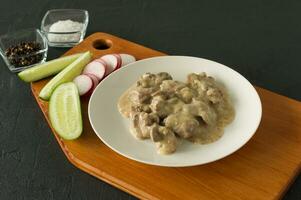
[0,0,300,199]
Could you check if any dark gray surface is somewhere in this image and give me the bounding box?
[0,0,300,199]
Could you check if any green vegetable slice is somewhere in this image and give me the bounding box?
[39,51,92,100]
[18,53,84,82]
[49,82,82,140]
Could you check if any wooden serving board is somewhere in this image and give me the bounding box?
[31,32,301,200]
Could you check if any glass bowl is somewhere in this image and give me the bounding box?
[41,9,89,47]
[0,28,48,72]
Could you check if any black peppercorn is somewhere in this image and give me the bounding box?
[5,41,43,68]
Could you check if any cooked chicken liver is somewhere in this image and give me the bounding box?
[118,72,235,154]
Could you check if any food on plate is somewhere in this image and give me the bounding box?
[118,72,235,154]
[49,82,82,140]
[18,53,84,82]
[39,51,92,100]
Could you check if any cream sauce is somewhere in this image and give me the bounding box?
[117,73,235,154]
[118,85,136,118]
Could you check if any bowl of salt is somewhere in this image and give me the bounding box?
[41,9,89,47]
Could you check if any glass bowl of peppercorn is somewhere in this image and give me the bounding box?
[0,28,48,72]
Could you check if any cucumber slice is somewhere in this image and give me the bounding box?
[39,51,92,100]
[18,53,84,82]
[49,82,82,140]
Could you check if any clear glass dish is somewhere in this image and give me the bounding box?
[0,28,48,72]
[41,9,89,47]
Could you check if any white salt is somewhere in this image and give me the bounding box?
[48,20,84,43]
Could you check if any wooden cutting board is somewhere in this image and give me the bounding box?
[31,32,301,200]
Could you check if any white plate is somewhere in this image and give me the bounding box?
[88,56,262,167]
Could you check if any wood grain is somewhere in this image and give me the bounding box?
[31,32,301,200]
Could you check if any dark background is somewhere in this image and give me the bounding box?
[0,0,300,199]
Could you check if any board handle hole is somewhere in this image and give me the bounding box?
[93,39,112,50]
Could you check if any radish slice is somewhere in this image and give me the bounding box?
[83,61,106,81]
[101,54,119,76]
[119,54,136,67]
[84,73,99,90]
[113,54,122,69]
[94,58,107,68]
[73,74,93,96]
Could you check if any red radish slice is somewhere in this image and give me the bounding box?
[94,58,107,67]
[83,61,106,81]
[119,54,136,67]
[94,58,108,75]
[84,73,99,90]
[113,54,122,69]
[73,74,93,96]
[101,54,119,76]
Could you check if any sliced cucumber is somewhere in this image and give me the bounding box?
[18,53,84,82]
[49,82,82,140]
[39,51,92,100]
